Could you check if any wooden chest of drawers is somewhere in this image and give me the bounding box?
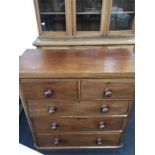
[19,48,135,150]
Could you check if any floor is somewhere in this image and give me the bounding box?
[19,111,135,155]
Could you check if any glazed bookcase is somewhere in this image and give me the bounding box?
[34,0,135,37]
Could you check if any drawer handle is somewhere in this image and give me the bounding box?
[98,121,106,129]
[104,88,112,97]
[96,138,103,145]
[44,89,53,97]
[53,138,60,145]
[101,105,109,113]
[48,106,56,114]
[51,122,58,130]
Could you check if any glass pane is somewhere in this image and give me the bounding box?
[39,0,65,13]
[112,0,135,12]
[76,0,102,12]
[41,15,66,31]
[77,15,101,31]
[110,0,135,31]
[76,0,102,31]
[38,0,66,32]
[110,13,134,30]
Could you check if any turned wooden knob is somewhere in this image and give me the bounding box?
[101,105,109,113]
[53,138,60,145]
[51,122,58,130]
[104,88,112,97]
[44,89,53,97]
[96,138,103,145]
[98,121,106,129]
[48,106,56,114]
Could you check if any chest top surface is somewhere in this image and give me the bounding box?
[19,48,134,79]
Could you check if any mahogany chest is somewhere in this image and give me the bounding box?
[19,48,135,150]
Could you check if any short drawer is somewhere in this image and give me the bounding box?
[32,117,125,133]
[21,79,77,100]
[36,133,122,147]
[81,80,134,99]
[27,100,129,117]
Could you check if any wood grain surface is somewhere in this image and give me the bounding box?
[21,79,77,100]
[81,79,135,99]
[32,117,125,133]
[36,132,122,147]
[27,100,129,117]
[19,48,135,78]
[33,36,135,47]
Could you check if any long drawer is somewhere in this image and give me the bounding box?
[21,79,77,100]
[36,133,122,147]
[27,100,129,117]
[81,80,134,99]
[32,117,125,133]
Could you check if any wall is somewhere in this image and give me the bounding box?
[0,0,38,56]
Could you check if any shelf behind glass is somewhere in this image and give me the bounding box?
[110,13,134,31]
[76,0,102,12]
[112,0,135,12]
[40,14,66,32]
[39,0,65,13]
[77,14,101,31]
[40,12,65,15]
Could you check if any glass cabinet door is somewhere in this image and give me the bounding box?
[34,0,135,36]
[74,0,104,35]
[109,0,135,33]
[34,0,71,35]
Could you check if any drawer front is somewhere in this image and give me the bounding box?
[36,133,121,147]
[81,80,134,99]
[21,80,77,100]
[27,100,129,117]
[32,117,125,133]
